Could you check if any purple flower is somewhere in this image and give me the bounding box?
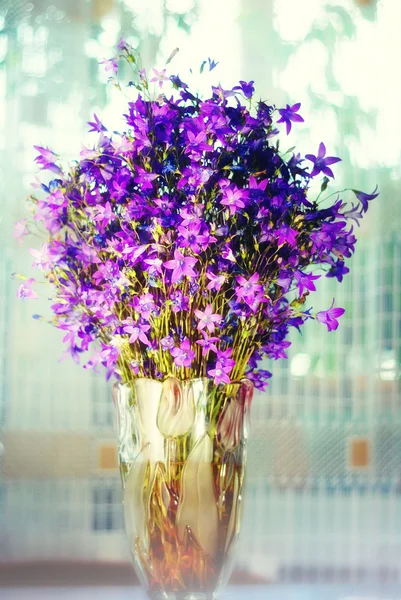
[277,103,304,135]
[144,256,163,275]
[249,175,269,195]
[133,166,157,189]
[87,114,107,133]
[29,243,52,270]
[208,360,233,385]
[194,304,222,333]
[161,335,175,350]
[129,360,141,374]
[132,293,156,320]
[100,57,118,75]
[178,221,214,254]
[276,225,298,247]
[294,270,321,296]
[123,321,151,345]
[17,278,38,300]
[33,145,61,174]
[316,299,345,331]
[326,259,350,282]
[216,348,236,370]
[305,143,341,178]
[211,84,235,101]
[246,368,272,391]
[164,250,198,284]
[13,219,29,243]
[196,332,219,356]
[94,201,114,229]
[117,38,129,52]
[206,271,226,291]
[171,290,190,313]
[171,338,195,368]
[220,183,248,215]
[263,340,291,360]
[100,345,121,368]
[200,57,219,72]
[236,273,263,304]
[234,80,255,99]
[150,68,169,88]
[353,185,379,213]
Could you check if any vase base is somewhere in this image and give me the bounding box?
[147,592,216,600]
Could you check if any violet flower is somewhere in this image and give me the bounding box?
[150,68,169,88]
[220,183,248,216]
[208,361,232,385]
[353,185,379,214]
[87,113,107,133]
[171,339,195,368]
[277,102,304,135]
[305,142,341,179]
[17,278,38,300]
[235,273,263,304]
[194,304,222,334]
[164,250,198,284]
[196,332,219,356]
[123,321,151,346]
[316,299,345,331]
[99,57,118,75]
[13,219,29,243]
[293,270,321,296]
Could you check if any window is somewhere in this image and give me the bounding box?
[92,484,123,532]
[92,379,114,429]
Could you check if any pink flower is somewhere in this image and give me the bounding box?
[196,332,219,356]
[94,202,114,229]
[220,184,248,216]
[206,271,226,291]
[222,245,236,263]
[294,270,321,296]
[13,219,29,243]
[129,360,141,375]
[17,278,38,300]
[29,243,52,270]
[276,225,298,247]
[235,273,263,304]
[171,338,195,368]
[144,256,163,275]
[164,250,198,284]
[249,175,268,192]
[150,68,169,88]
[132,293,156,320]
[112,136,134,154]
[194,304,222,333]
[99,57,118,75]
[316,299,345,331]
[207,361,232,385]
[123,321,151,345]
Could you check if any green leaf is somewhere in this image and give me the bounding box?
[320,177,329,193]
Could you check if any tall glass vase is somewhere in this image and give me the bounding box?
[114,377,253,600]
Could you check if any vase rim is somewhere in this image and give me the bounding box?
[114,376,254,391]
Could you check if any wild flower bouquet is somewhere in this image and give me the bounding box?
[17,42,378,391]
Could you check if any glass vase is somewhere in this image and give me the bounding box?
[114,376,253,600]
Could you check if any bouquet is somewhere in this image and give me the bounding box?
[16,41,379,391]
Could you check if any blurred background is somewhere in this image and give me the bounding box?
[0,0,401,591]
